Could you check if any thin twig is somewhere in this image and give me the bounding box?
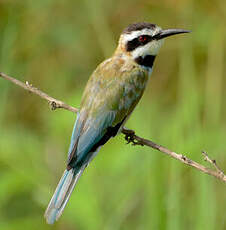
[0,71,225,183]
[202,151,225,177]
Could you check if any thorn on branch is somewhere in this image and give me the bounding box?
[25,81,34,94]
[180,154,187,161]
[49,101,57,110]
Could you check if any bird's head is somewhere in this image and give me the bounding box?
[116,22,190,68]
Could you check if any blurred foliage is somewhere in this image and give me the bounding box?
[0,0,226,229]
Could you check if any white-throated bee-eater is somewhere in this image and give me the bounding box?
[45,22,190,224]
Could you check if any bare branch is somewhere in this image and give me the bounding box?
[122,129,226,182]
[1,71,225,183]
[0,72,78,113]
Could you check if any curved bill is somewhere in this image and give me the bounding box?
[153,29,191,40]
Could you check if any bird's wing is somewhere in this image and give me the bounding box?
[67,56,148,169]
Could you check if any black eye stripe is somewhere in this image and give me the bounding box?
[126,35,152,52]
[126,39,139,52]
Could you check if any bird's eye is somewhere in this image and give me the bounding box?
[126,35,152,51]
[138,35,147,43]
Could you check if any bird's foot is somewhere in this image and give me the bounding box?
[122,127,137,145]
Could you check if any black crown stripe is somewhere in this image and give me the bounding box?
[123,22,156,34]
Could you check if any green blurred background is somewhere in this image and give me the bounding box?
[0,0,225,229]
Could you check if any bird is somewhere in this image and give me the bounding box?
[44,22,190,224]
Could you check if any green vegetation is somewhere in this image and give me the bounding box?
[0,0,225,229]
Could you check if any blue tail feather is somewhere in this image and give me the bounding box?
[44,166,86,224]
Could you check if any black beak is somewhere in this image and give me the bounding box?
[153,29,191,40]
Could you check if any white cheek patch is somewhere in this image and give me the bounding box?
[131,39,164,59]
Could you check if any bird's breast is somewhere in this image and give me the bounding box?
[118,65,149,111]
